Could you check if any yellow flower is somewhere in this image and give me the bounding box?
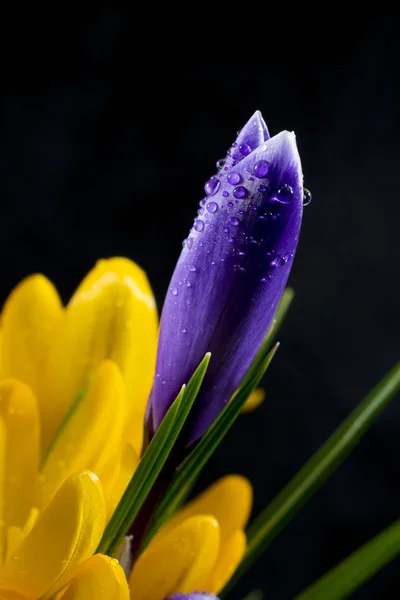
[129,475,252,600]
[0,257,157,598]
[0,257,251,599]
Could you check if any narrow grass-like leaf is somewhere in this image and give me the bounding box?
[294,519,400,600]
[97,352,210,556]
[223,362,400,595]
[270,287,294,343]
[240,288,293,390]
[144,344,280,546]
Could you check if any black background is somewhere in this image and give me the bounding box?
[0,12,399,599]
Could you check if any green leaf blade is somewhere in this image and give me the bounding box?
[144,343,280,546]
[294,519,400,600]
[97,352,211,556]
[223,361,400,594]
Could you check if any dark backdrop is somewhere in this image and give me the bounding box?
[0,13,399,599]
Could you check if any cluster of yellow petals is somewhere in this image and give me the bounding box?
[0,257,253,599]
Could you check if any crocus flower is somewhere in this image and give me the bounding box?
[129,475,252,600]
[166,594,218,600]
[0,258,157,597]
[147,111,304,443]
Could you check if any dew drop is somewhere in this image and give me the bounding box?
[228,201,234,207]
[284,252,293,263]
[170,287,178,296]
[303,188,312,206]
[200,198,206,206]
[194,219,205,232]
[188,265,196,272]
[230,217,240,226]
[248,203,258,212]
[216,158,225,170]
[233,185,247,199]
[181,327,188,334]
[206,201,218,214]
[253,159,271,178]
[277,184,294,202]
[222,191,229,197]
[186,237,193,249]
[222,226,229,233]
[270,255,286,268]
[239,143,251,156]
[186,281,192,287]
[258,184,267,193]
[204,178,221,196]
[227,171,242,185]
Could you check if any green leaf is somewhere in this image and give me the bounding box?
[294,519,400,599]
[271,287,295,342]
[143,343,280,548]
[240,288,293,390]
[223,361,400,595]
[97,352,211,556]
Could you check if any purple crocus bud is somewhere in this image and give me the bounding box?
[148,111,304,444]
[165,595,218,600]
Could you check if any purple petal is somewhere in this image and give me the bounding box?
[148,114,303,445]
[165,595,218,600]
[234,109,270,152]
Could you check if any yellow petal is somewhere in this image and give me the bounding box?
[39,361,125,510]
[241,387,266,413]
[207,530,246,593]
[0,416,6,565]
[129,516,220,600]
[0,471,106,598]
[39,258,158,456]
[0,275,63,394]
[106,443,138,520]
[57,554,130,600]
[0,380,39,537]
[158,475,252,545]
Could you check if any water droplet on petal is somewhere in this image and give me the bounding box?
[223,226,229,233]
[188,265,196,272]
[270,255,286,268]
[258,184,267,193]
[276,184,294,202]
[284,252,293,263]
[230,217,240,226]
[248,203,258,212]
[227,171,242,185]
[206,201,218,213]
[222,191,229,197]
[204,178,220,196]
[239,143,251,156]
[233,185,247,199]
[181,327,187,334]
[216,158,225,170]
[194,219,205,232]
[253,159,271,178]
[303,188,312,206]
[170,287,178,296]
[187,237,193,249]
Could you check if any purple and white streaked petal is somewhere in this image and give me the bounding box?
[147,112,303,445]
